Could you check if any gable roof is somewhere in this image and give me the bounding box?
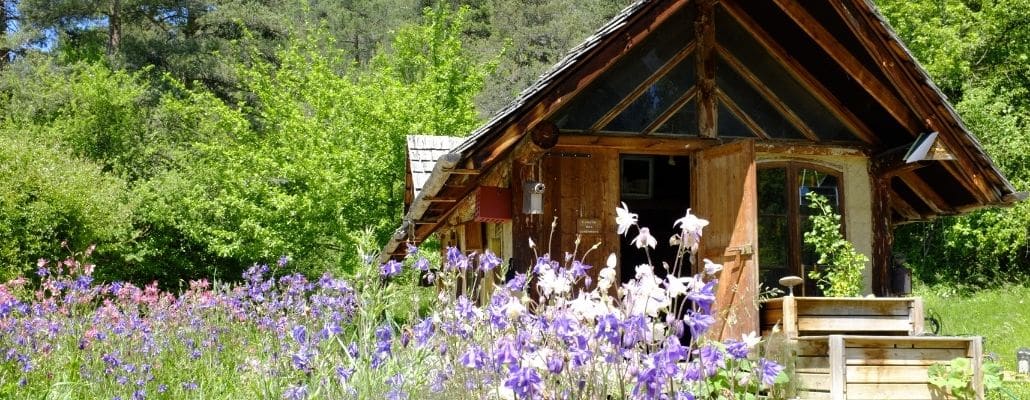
[380,0,1022,260]
[406,135,466,202]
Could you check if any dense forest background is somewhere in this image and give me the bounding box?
[0,0,1027,289]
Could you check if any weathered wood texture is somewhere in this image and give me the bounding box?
[548,147,620,281]
[693,140,757,340]
[794,335,984,400]
[761,297,924,338]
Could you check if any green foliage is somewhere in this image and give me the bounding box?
[803,192,866,297]
[0,135,132,281]
[880,0,1030,288]
[929,357,1002,400]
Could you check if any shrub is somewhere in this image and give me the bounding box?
[803,192,866,297]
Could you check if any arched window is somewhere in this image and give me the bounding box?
[757,162,843,296]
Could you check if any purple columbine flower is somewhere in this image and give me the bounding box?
[277,255,289,268]
[336,366,354,382]
[283,384,308,400]
[291,325,307,345]
[182,381,198,391]
[697,344,725,377]
[406,243,418,255]
[380,260,402,278]
[414,257,430,272]
[725,340,749,360]
[687,279,717,313]
[757,358,785,387]
[596,314,621,344]
[446,247,468,271]
[505,366,542,398]
[459,346,488,369]
[505,273,527,291]
[413,318,434,346]
[546,355,564,375]
[570,261,591,278]
[493,337,520,366]
[479,250,502,272]
[685,311,715,338]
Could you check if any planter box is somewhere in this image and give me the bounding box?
[761,296,924,338]
[794,335,984,400]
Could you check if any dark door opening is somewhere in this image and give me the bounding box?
[619,154,691,282]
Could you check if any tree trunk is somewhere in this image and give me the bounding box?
[107,0,122,56]
[0,1,9,69]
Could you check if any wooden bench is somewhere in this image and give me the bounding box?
[761,296,924,338]
[793,335,984,400]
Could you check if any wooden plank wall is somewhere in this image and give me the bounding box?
[761,297,923,338]
[795,335,983,400]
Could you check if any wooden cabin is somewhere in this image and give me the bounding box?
[380,0,1022,343]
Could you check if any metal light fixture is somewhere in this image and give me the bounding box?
[523,181,545,215]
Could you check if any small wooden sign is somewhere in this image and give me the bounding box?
[577,218,601,234]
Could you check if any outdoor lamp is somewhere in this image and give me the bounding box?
[523,181,545,215]
[1018,347,1030,374]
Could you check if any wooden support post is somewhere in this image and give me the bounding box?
[829,335,846,400]
[910,297,924,335]
[782,296,798,339]
[971,336,984,400]
[695,0,717,138]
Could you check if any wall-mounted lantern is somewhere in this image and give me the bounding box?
[523,181,545,215]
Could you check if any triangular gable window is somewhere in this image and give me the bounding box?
[552,6,696,131]
[551,3,865,143]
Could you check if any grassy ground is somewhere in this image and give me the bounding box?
[917,283,1030,399]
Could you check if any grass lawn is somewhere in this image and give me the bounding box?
[918,284,1030,399]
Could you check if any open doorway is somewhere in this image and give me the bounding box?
[619,154,691,282]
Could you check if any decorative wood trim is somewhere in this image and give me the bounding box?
[556,134,719,153]
[717,90,769,139]
[696,0,717,138]
[590,42,697,132]
[771,0,923,134]
[717,46,820,142]
[720,1,880,146]
[756,142,867,157]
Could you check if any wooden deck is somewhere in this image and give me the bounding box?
[760,297,983,400]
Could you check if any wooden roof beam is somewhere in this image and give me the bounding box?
[696,0,717,138]
[721,1,880,146]
[590,42,697,132]
[716,46,820,142]
[896,171,952,214]
[771,0,924,134]
[890,193,922,221]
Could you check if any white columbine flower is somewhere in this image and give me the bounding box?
[666,275,690,297]
[703,258,724,276]
[631,227,657,249]
[615,202,638,236]
[504,297,527,319]
[673,209,709,251]
[597,265,617,291]
[742,331,760,348]
[537,269,571,298]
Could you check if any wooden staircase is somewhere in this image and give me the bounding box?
[760,297,984,400]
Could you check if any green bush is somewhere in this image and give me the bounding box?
[0,136,132,280]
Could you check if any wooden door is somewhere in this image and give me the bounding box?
[692,139,758,341]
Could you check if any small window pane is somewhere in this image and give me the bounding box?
[604,58,697,132]
[758,168,790,290]
[716,56,806,140]
[717,102,756,137]
[654,98,699,135]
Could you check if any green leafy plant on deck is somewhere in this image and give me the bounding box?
[803,192,866,297]
[928,357,1003,400]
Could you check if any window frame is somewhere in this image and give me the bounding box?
[756,161,846,296]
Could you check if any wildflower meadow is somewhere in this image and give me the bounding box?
[0,206,786,399]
